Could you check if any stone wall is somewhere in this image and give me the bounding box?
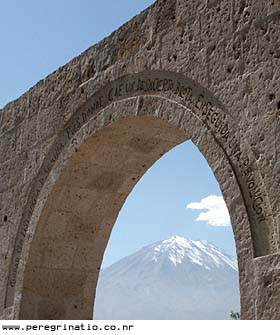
[0,0,279,319]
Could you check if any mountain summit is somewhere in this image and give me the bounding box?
[141,235,237,270]
[94,236,240,320]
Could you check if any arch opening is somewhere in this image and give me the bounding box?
[94,139,240,320]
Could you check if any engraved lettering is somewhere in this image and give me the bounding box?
[7,70,272,307]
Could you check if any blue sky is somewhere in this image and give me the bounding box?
[0,0,155,108]
[0,0,237,267]
[105,141,236,267]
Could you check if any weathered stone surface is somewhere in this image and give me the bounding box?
[0,0,279,320]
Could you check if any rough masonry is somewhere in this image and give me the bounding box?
[0,0,280,319]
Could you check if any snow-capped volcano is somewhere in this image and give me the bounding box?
[144,235,237,270]
[94,236,240,320]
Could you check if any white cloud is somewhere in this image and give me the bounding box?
[186,195,230,227]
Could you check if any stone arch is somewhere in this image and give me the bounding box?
[17,91,253,319]
[1,0,280,320]
[5,69,274,319]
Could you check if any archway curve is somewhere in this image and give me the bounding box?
[6,71,275,319]
[19,98,248,319]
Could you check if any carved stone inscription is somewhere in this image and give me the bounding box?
[5,70,272,306]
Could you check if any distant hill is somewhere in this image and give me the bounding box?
[94,235,240,320]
